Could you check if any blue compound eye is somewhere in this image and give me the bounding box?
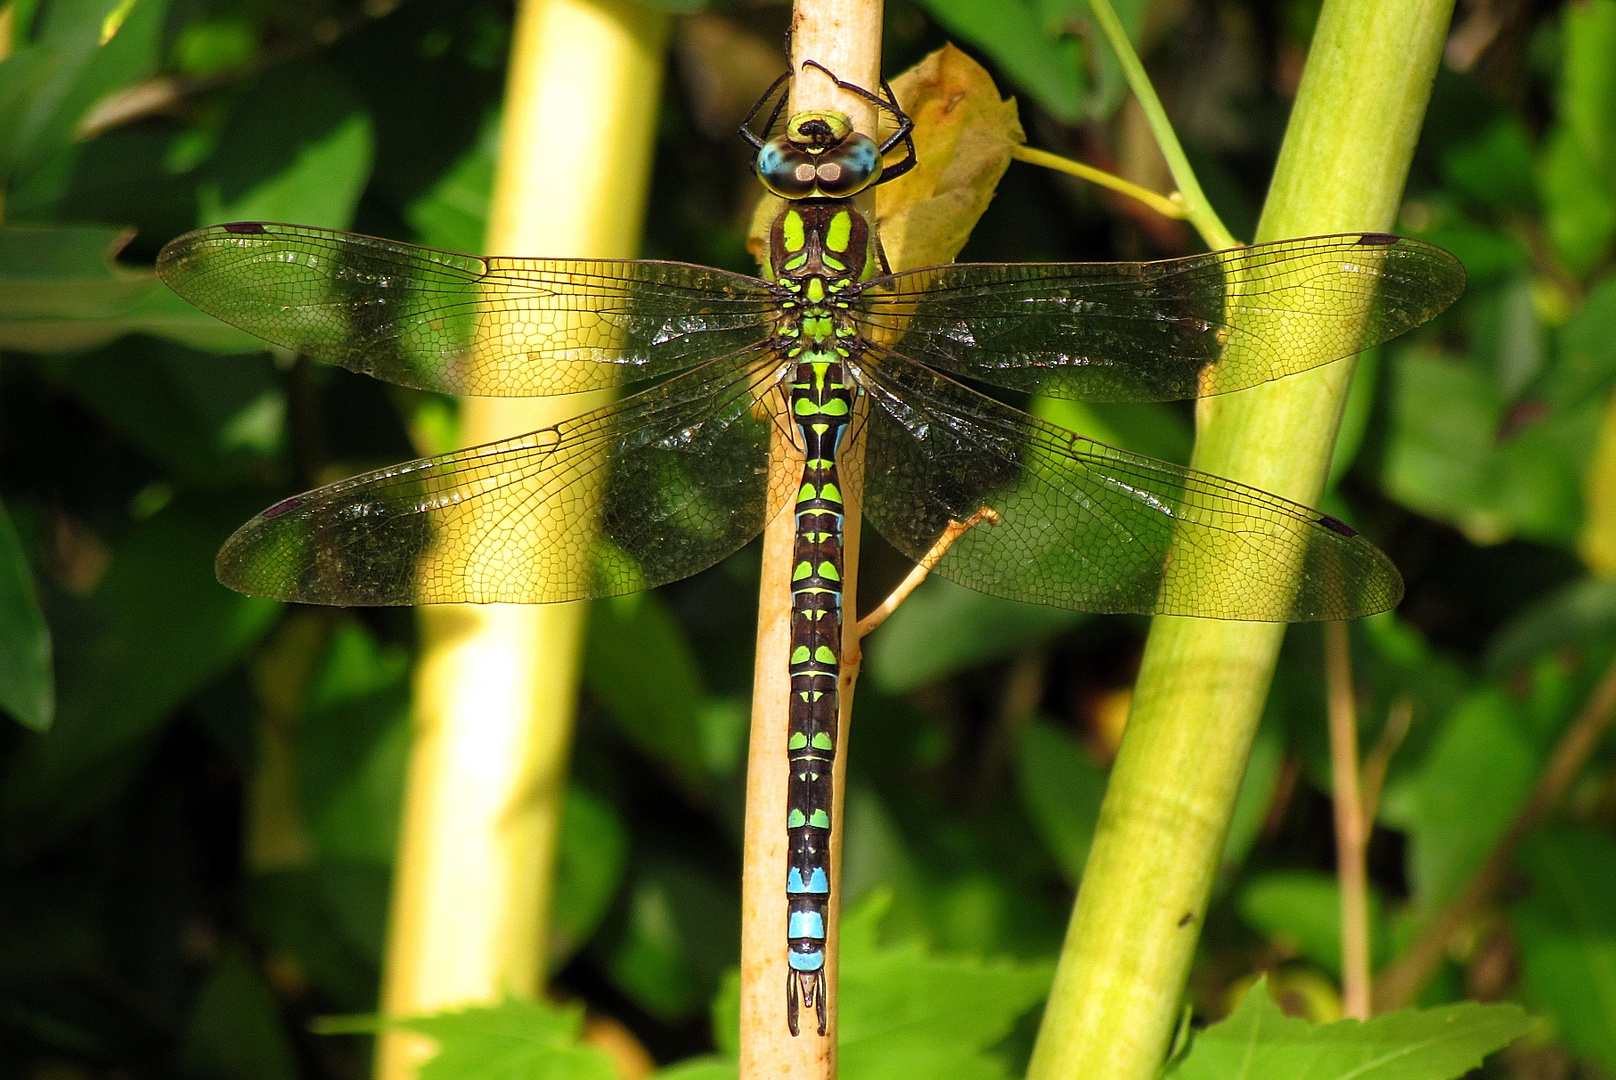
[757,136,819,198]
[811,132,882,197]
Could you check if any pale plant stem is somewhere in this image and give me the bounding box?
[1083,0,1236,250]
[376,2,668,1076]
[1025,4,1455,1077]
[736,1,882,1074]
[1374,650,1616,1010]
[1325,621,1370,1020]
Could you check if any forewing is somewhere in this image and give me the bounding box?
[853,234,1464,402]
[856,355,1402,620]
[157,223,779,397]
[217,356,791,604]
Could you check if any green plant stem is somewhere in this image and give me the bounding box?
[1025,4,1455,1078]
[1084,0,1235,249]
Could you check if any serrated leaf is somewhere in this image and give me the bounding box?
[389,999,617,1080]
[910,0,1084,122]
[0,497,53,731]
[837,894,1053,1080]
[1165,977,1531,1080]
[1511,828,1616,1071]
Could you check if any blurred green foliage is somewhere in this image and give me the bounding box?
[2,0,1616,1077]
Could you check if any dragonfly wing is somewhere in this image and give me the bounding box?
[218,355,790,604]
[855,354,1402,621]
[157,222,779,397]
[853,234,1464,402]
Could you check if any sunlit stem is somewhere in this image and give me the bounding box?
[1324,621,1371,1020]
[855,507,1000,641]
[1011,146,1187,222]
[1083,0,1237,250]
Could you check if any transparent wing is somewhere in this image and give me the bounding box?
[217,355,792,604]
[852,234,1464,403]
[157,222,780,397]
[855,354,1402,620]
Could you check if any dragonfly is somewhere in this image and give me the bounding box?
[156,65,1464,1038]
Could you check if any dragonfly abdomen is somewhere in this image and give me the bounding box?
[784,353,852,1038]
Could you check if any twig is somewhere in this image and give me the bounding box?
[1324,621,1370,1020]
[1010,146,1187,222]
[1359,694,1412,833]
[855,507,999,640]
[1374,649,1616,1010]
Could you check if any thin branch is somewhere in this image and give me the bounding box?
[1082,0,1237,249]
[855,507,999,640]
[1374,649,1616,1010]
[1010,145,1187,222]
[1325,621,1370,1021]
[1359,694,1412,833]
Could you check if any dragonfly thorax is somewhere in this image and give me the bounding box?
[756,109,882,199]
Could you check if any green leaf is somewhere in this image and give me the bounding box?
[390,998,618,1080]
[550,784,629,969]
[1164,977,1530,1080]
[866,576,1084,692]
[1511,828,1616,1071]
[1382,348,1597,546]
[1238,871,1388,978]
[247,865,390,1010]
[196,62,375,230]
[1383,690,1537,912]
[1440,116,1537,211]
[1538,123,1616,277]
[606,861,737,1022]
[1033,396,1193,466]
[836,894,1053,1080]
[1561,0,1616,191]
[0,45,68,182]
[5,0,170,213]
[585,592,709,784]
[179,950,300,1080]
[908,0,1086,123]
[654,1060,736,1080]
[34,337,285,487]
[0,225,263,353]
[301,622,412,864]
[1015,720,1106,882]
[0,497,53,731]
[1486,577,1616,674]
[1544,274,1616,409]
[406,108,499,254]
[0,498,279,847]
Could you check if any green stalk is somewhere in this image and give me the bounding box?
[1085,0,1235,250]
[1025,4,1456,1078]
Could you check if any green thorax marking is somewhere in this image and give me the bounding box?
[766,200,878,287]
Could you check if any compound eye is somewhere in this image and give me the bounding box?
[812,133,882,197]
[757,137,818,198]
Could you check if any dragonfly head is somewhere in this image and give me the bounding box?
[756,109,882,200]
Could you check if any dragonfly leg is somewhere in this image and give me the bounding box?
[739,68,794,151]
[856,506,1000,638]
[797,59,917,183]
